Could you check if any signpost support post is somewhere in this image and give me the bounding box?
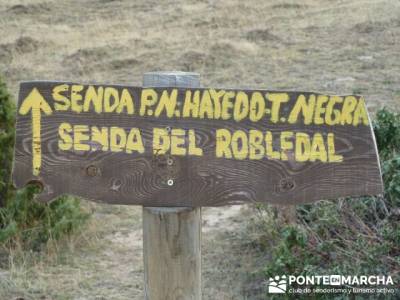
[142,72,202,300]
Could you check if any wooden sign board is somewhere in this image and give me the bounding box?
[12,81,383,206]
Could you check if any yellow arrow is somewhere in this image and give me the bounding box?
[19,88,52,176]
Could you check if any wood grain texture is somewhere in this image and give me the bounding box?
[12,80,383,206]
[143,71,201,300]
[143,207,201,300]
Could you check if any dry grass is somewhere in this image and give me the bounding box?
[1,0,400,298]
[0,203,145,299]
[1,0,400,109]
[1,203,262,299]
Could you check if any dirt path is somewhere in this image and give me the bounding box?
[1,204,266,299]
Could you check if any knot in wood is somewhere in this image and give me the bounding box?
[278,177,296,192]
[86,165,99,177]
[110,179,122,192]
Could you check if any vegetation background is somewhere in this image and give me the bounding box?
[0,0,399,299]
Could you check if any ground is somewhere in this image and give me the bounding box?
[0,0,399,299]
[1,204,267,299]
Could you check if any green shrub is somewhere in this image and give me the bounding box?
[258,108,400,299]
[0,186,89,250]
[0,78,15,205]
[0,77,89,250]
[374,108,400,160]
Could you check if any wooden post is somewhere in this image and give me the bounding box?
[142,72,202,300]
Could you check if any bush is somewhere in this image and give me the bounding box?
[374,108,400,160]
[258,108,400,299]
[0,77,89,250]
[0,78,15,206]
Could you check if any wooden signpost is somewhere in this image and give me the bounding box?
[142,72,201,300]
[13,79,382,205]
[12,71,383,299]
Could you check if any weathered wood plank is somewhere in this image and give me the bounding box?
[143,207,201,300]
[12,81,383,206]
[143,71,201,300]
